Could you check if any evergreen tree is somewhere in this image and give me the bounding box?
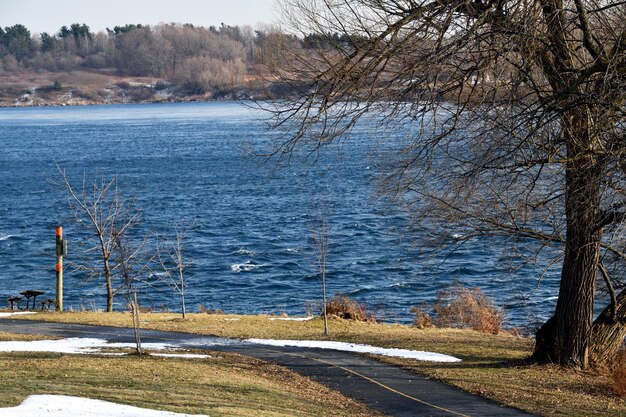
[3,24,34,60]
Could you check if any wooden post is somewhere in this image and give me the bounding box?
[55,226,63,312]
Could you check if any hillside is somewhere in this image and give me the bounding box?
[0,23,301,106]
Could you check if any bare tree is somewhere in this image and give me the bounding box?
[113,231,151,354]
[156,224,190,319]
[58,167,141,312]
[310,205,330,336]
[267,0,626,368]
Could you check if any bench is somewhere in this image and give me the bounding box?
[7,296,22,310]
[19,290,45,310]
[40,299,57,310]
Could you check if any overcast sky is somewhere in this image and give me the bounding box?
[0,0,279,34]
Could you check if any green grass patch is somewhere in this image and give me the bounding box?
[7,311,626,417]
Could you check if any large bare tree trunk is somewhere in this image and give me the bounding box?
[534,111,603,368]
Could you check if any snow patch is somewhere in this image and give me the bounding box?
[151,353,212,359]
[0,333,460,363]
[268,317,314,322]
[0,337,215,360]
[0,395,208,417]
[0,337,175,355]
[246,339,461,362]
[106,341,172,350]
[0,338,118,354]
[0,312,37,317]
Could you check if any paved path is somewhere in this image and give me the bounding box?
[0,319,536,417]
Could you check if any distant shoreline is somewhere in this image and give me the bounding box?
[1,96,233,108]
[0,85,270,109]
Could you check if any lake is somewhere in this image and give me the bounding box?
[0,102,562,326]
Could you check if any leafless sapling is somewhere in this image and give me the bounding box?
[310,204,330,336]
[156,223,190,319]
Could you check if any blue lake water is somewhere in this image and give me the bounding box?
[0,102,563,325]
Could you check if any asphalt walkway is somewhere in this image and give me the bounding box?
[0,319,536,417]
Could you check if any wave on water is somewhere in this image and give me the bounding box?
[389,281,411,289]
[0,234,15,241]
[231,261,268,273]
[349,285,376,295]
[233,248,256,256]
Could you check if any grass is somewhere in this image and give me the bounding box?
[0,67,164,106]
[0,331,54,341]
[6,311,626,417]
[0,334,380,416]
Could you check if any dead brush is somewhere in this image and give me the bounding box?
[197,305,224,315]
[325,294,375,322]
[433,284,504,334]
[410,305,433,329]
[610,348,626,397]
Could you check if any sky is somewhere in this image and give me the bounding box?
[0,0,279,34]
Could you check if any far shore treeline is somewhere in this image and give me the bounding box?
[0,22,336,105]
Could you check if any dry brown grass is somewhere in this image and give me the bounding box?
[55,70,115,88]
[0,331,54,341]
[0,67,166,107]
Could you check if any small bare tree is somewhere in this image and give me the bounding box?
[113,231,151,355]
[156,224,190,319]
[310,204,330,336]
[58,167,141,312]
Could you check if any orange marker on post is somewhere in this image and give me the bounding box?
[55,226,64,312]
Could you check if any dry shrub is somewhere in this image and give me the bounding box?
[410,305,433,329]
[126,86,155,101]
[54,70,112,87]
[198,305,224,315]
[326,294,375,322]
[74,87,102,101]
[0,83,31,96]
[433,284,503,334]
[171,56,246,93]
[610,349,626,397]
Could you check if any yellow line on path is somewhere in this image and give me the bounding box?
[268,349,472,417]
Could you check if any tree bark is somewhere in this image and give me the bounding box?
[105,258,113,312]
[591,289,626,365]
[533,109,603,368]
[179,268,186,319]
